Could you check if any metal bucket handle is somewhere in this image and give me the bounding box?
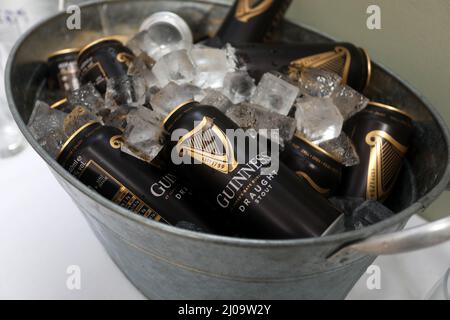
[328,178,450,263]
[328,215,450,261]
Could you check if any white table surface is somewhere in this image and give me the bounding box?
[0,145,449,300]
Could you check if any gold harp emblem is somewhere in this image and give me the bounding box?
[235,0,275,23]
[176,117,238,174]
[365,130,408,200]
[289,46,352,85]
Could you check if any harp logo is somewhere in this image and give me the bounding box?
[235,0,275,23]
[289,46,352,86]
[365,130,408,200]
[176,117,239,174]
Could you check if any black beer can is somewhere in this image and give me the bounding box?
[47,48,81,93]
[234,42,371,92]
[49,98,74,113]
[78,37,135,94]
[56,121,222,234]
[281,134,343,197]
[162,101,342,239]
[212,0,293,45]
[341,102,413,201]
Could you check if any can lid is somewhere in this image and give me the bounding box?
[56,121,99,160]
[47,48,80,60]
[361,48,372,91]
[78,35,127,58]
[49,98,68,110]
[368,101,413,120]
[294,133,342,164]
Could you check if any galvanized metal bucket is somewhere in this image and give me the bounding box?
[6,0,450,299]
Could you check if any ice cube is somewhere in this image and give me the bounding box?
[297,68,342,98]
[63,106,99,136]
[250,73,299,115]
[177,83,205,101]
[221,71,256,104]
[319,133,360,167]
[67,83,105,115]
[127,52,158,89]
[345,200,395,230]
[329,197,365,216]
[152,49,195,87]
[128,16,193,61]
[126,31,147,56]
[150,82,197,115]
[127,29,182,60]
[190,46,236,89]
[121,107,164,163]
[332,85,369,120]
[225,103,296,144]
[224,43,238,69]
[102,105,136,130]
[127,106,165,128]
[121,141,163,164]
[326,196,366,234]
[201,89,233,113]
[27,100,67,158]
[105,76,146,108]
[295,96,343,144]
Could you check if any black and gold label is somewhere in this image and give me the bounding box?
[296,171,331,195]
[235,0,275,23]
[365,130,408,200]
[176,116,238,174]
[281,135,342,197]
[47,48,81,93]
[341,102,413,201]
[71,157,167,222]
[163,102,343,239]
[79,58,108,91]
[289,46,352,85]
[78,38,135,94]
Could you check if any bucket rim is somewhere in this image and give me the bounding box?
[5,0,450,249]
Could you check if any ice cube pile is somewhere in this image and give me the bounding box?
[29,23,372,166]
[27,12,389,232]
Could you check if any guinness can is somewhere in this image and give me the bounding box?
[235,42,371,92]
[211,0,293,45]
[341,102,413,201]
[162,101,342,239]
[56,121,221,233]
[281,134,343,197]
[78,37,135,94]
[47,48,81,93]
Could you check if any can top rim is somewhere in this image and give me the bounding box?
[78,35,127,58]
[294,133,342,164]
[368,101,413,120]
[48,47,80,60]
[56,121,100,161]
[49,98,68,110]
[361,47,372,91]
[162,100,196,127]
